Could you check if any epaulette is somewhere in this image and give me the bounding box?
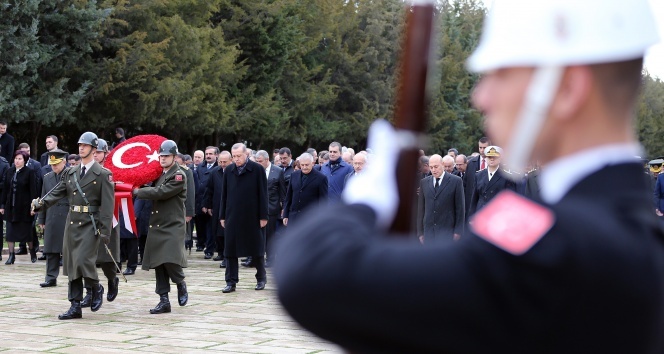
[476,168,486,173]
[527,168,538,174]
[44,171,54,177]
[101,166,112,173]
[502,168,513,175]
[180,165,189,171]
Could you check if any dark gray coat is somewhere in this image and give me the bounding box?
[220,160,268,258]
[417,173,465,242]
[37,169,69,253]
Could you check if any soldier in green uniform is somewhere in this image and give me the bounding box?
[79,138,120,305]
[133,140,189,314]
[32,132,114,320]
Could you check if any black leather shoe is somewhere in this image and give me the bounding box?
[37,255,46,261]
[204,253,212,260]
[219,259,227,268]
[58,301,82,320]
[40,280,57,287]
[213,255,223,261]
[81,288,92,307]
[91,284,104,312]
[176,281,188,306]
[123,268,135,275]
[16,248,28,255]
[149,294,171,314]
[30,248,37,263]
[195,246,204,252]
[222,285,236,293]
[255,281,266,291]
[107,277,119,302]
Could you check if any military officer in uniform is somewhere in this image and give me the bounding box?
[133,140,189,314]
[468,146,516,217]
[274,0,664,352]
[79,138,120,305]
[37,149,69,287]
[33,132,114,320]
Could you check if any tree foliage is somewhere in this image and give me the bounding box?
[2,0,663,159]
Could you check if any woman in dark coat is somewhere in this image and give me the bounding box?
[1,150,39,264]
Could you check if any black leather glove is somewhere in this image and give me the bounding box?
[100,234,110,245]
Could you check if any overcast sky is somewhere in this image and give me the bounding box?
[479,0,664,79]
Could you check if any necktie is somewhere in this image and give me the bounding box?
[207,164,212,169]
[489,172,493,181]
[80,166,86,178]
[435,177,440,189]
[480,158,485,170]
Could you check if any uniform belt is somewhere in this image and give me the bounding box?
[70,205,99,213]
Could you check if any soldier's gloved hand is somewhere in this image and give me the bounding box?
[100,234,111,245]
[31,198,42,212]
[343,120,400,229]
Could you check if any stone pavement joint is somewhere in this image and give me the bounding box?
[0,252,340,353]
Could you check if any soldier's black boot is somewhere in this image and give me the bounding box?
[58,301,82,320]
[90,283,104,312]
[149,294,171,314]
[176,281,188,306]
[4,253,15,265]
[107,277,119,302]
[80,287,92,308]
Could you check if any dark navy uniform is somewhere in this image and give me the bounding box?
[468,168,516,216]
[275,163,664,353]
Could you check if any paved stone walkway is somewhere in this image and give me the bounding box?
[0,250,340,353]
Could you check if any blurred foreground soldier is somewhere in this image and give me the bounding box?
[468,146,516,216]
[37,149,69,287]
[133,140,188,314]
[32,132,114,320]
[274,0,664,352]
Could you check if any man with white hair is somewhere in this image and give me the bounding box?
[274,0,664,352]
[283,153,328,227]
[343,152,367,187]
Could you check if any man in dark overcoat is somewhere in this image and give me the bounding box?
[203,151,232,265]
[37,149,69,287]
[133,140,188,314]
[283,153,328,227]
[33,132,114,320]
[417,154,465,244]
[255,149,286,267]
[220,143,268,293]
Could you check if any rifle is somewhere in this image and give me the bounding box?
[389,0,437,234]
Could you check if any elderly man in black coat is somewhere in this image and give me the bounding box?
[220,143,268,293]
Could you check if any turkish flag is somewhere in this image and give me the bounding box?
[105,134,166,187]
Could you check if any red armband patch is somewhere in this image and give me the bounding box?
[108,174,113,182]
[470,190,554,255]
[175,174,183,182]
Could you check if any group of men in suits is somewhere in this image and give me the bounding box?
[417,139,518,244]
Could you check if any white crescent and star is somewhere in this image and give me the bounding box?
[112,142,160,169]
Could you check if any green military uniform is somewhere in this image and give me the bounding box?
[135,163,188,293]
[40,161,114,301]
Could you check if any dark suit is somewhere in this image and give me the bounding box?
[195,161,216,252]
[464,155,485,219]
[274,163,664,353]
[265,164,286,261]
[283,169,328,225]
[469,168,516,217]
[203,166,224,256]
[417,174,465,243]
[0,133,15,162]
[524,169,541,201]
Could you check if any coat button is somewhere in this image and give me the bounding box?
[157,225,159,227]
[151,212,153,214]
[149,225,152,228]
[156,211,159,213]
[71,222,73,224]
[79,222,82,225]
[73,192,76,195]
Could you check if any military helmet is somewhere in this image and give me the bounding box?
[78,132,98,148]
[159,140,178,156]
[96,138,109,153]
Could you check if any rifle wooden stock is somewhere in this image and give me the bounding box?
[389,2,436,234]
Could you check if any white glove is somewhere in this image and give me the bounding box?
[343,120,399,229]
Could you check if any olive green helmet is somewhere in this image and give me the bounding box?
[159,140,178,156]
[96,138,109,153]
[77,132,98,148]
